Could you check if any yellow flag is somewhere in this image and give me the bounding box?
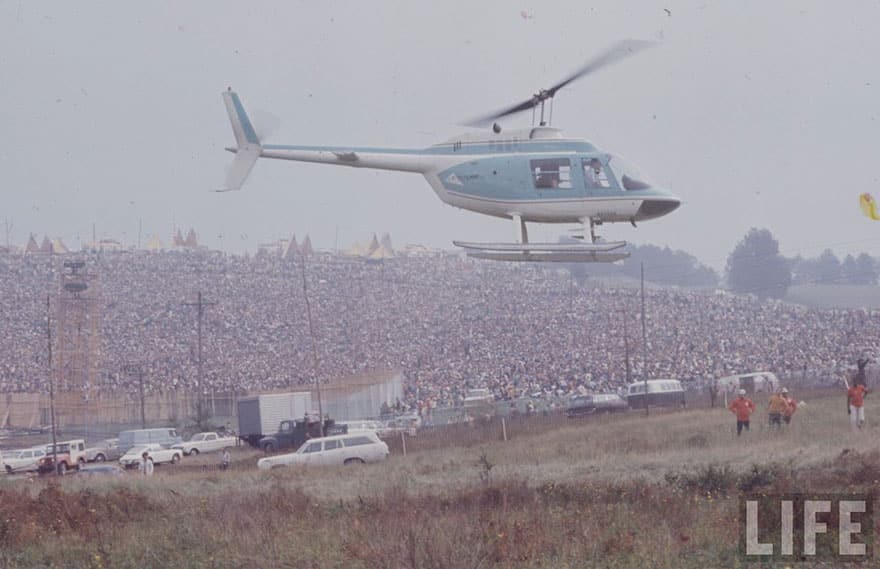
[860,193,880,220]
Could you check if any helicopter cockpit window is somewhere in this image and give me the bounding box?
[582,158,610,189]
[530,158,571,189]
[608,155,653,191]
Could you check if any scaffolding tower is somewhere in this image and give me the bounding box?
[54,259,102,427]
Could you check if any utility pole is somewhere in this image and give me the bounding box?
[4,218,11,250]
[138,366,145,429]
[300,253,325,436]
[182,292,216,427]
[641,262,649,416]
[46,295,58,470]
[123,363,146,429]
[621,309,632,384]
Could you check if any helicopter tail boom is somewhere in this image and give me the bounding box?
[220,89,435,190]
[258,146,433,173]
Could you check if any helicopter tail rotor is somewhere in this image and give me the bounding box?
[463,39,656,128]
[220,89,263,192]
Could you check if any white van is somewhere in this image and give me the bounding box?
[257,431,389,470]
[716,372,779,395]
[117,428,182,453]
[626,379,686,409]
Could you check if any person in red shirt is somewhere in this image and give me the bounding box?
[729,389,756,436]
[848,381,868,432]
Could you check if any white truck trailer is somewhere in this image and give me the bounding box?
[237,392,312,448]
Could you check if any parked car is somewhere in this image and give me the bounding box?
[336,420,384,434]
[38,439,87,475]
[3,447,47,474]
[257,431,389,470]
[77,464,126,477]
[119,443,182,469]
[379,414,421,437]
[85,439,122,463]
[173,432,237,456]
[566,393,629,417]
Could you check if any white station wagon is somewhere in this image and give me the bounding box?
[3,447,47,474]
[172,432,237,456]
[257,432,389,470]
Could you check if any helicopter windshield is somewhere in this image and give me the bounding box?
[608,155,652,191]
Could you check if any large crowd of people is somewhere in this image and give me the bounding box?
[0,249,877,412]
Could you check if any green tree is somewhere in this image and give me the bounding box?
[854,253,878,285]
[841,254,859,284]
[725,228,791,298]
[814,249,841,283]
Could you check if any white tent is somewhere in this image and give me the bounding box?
[283,235,299,260]
[51,238,69,254]
[365,233,381,256]
[369,244,394,260]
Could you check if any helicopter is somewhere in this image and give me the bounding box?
[219,39,680,262]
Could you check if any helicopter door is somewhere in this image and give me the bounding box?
[582,158,611,194]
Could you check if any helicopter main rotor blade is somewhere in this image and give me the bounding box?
[545,39,655,97]
[463,39,656,128]
[463,98,540,129]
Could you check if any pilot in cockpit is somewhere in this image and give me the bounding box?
[584,158,603,189]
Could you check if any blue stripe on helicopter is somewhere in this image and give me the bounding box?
[230,93,260,145]
[262,140,598,156]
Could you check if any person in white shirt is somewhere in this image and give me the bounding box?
[138,451,154,476]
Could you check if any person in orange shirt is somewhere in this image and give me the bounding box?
[780,388,797,425]
[729,389,756,436]
[767,389,788,429]
[848,381,868,432]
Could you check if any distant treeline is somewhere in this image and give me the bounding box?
[567,228,878,295]
[566,243,719,288]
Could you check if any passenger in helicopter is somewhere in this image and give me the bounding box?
[535,172,558,188]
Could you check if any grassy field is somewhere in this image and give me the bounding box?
[0,391,877,568]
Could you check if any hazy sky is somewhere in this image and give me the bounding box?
[2,0,879,269]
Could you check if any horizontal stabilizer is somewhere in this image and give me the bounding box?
[222,147,261,192]
[453,240,626,253]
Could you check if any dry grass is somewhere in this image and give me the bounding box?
[0,391,876,568]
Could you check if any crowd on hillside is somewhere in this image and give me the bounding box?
[1,250,877,411]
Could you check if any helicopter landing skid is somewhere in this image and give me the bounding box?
[453,240,629,263]
[463,250,630,263]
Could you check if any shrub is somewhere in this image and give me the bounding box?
[665,464,737,495]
